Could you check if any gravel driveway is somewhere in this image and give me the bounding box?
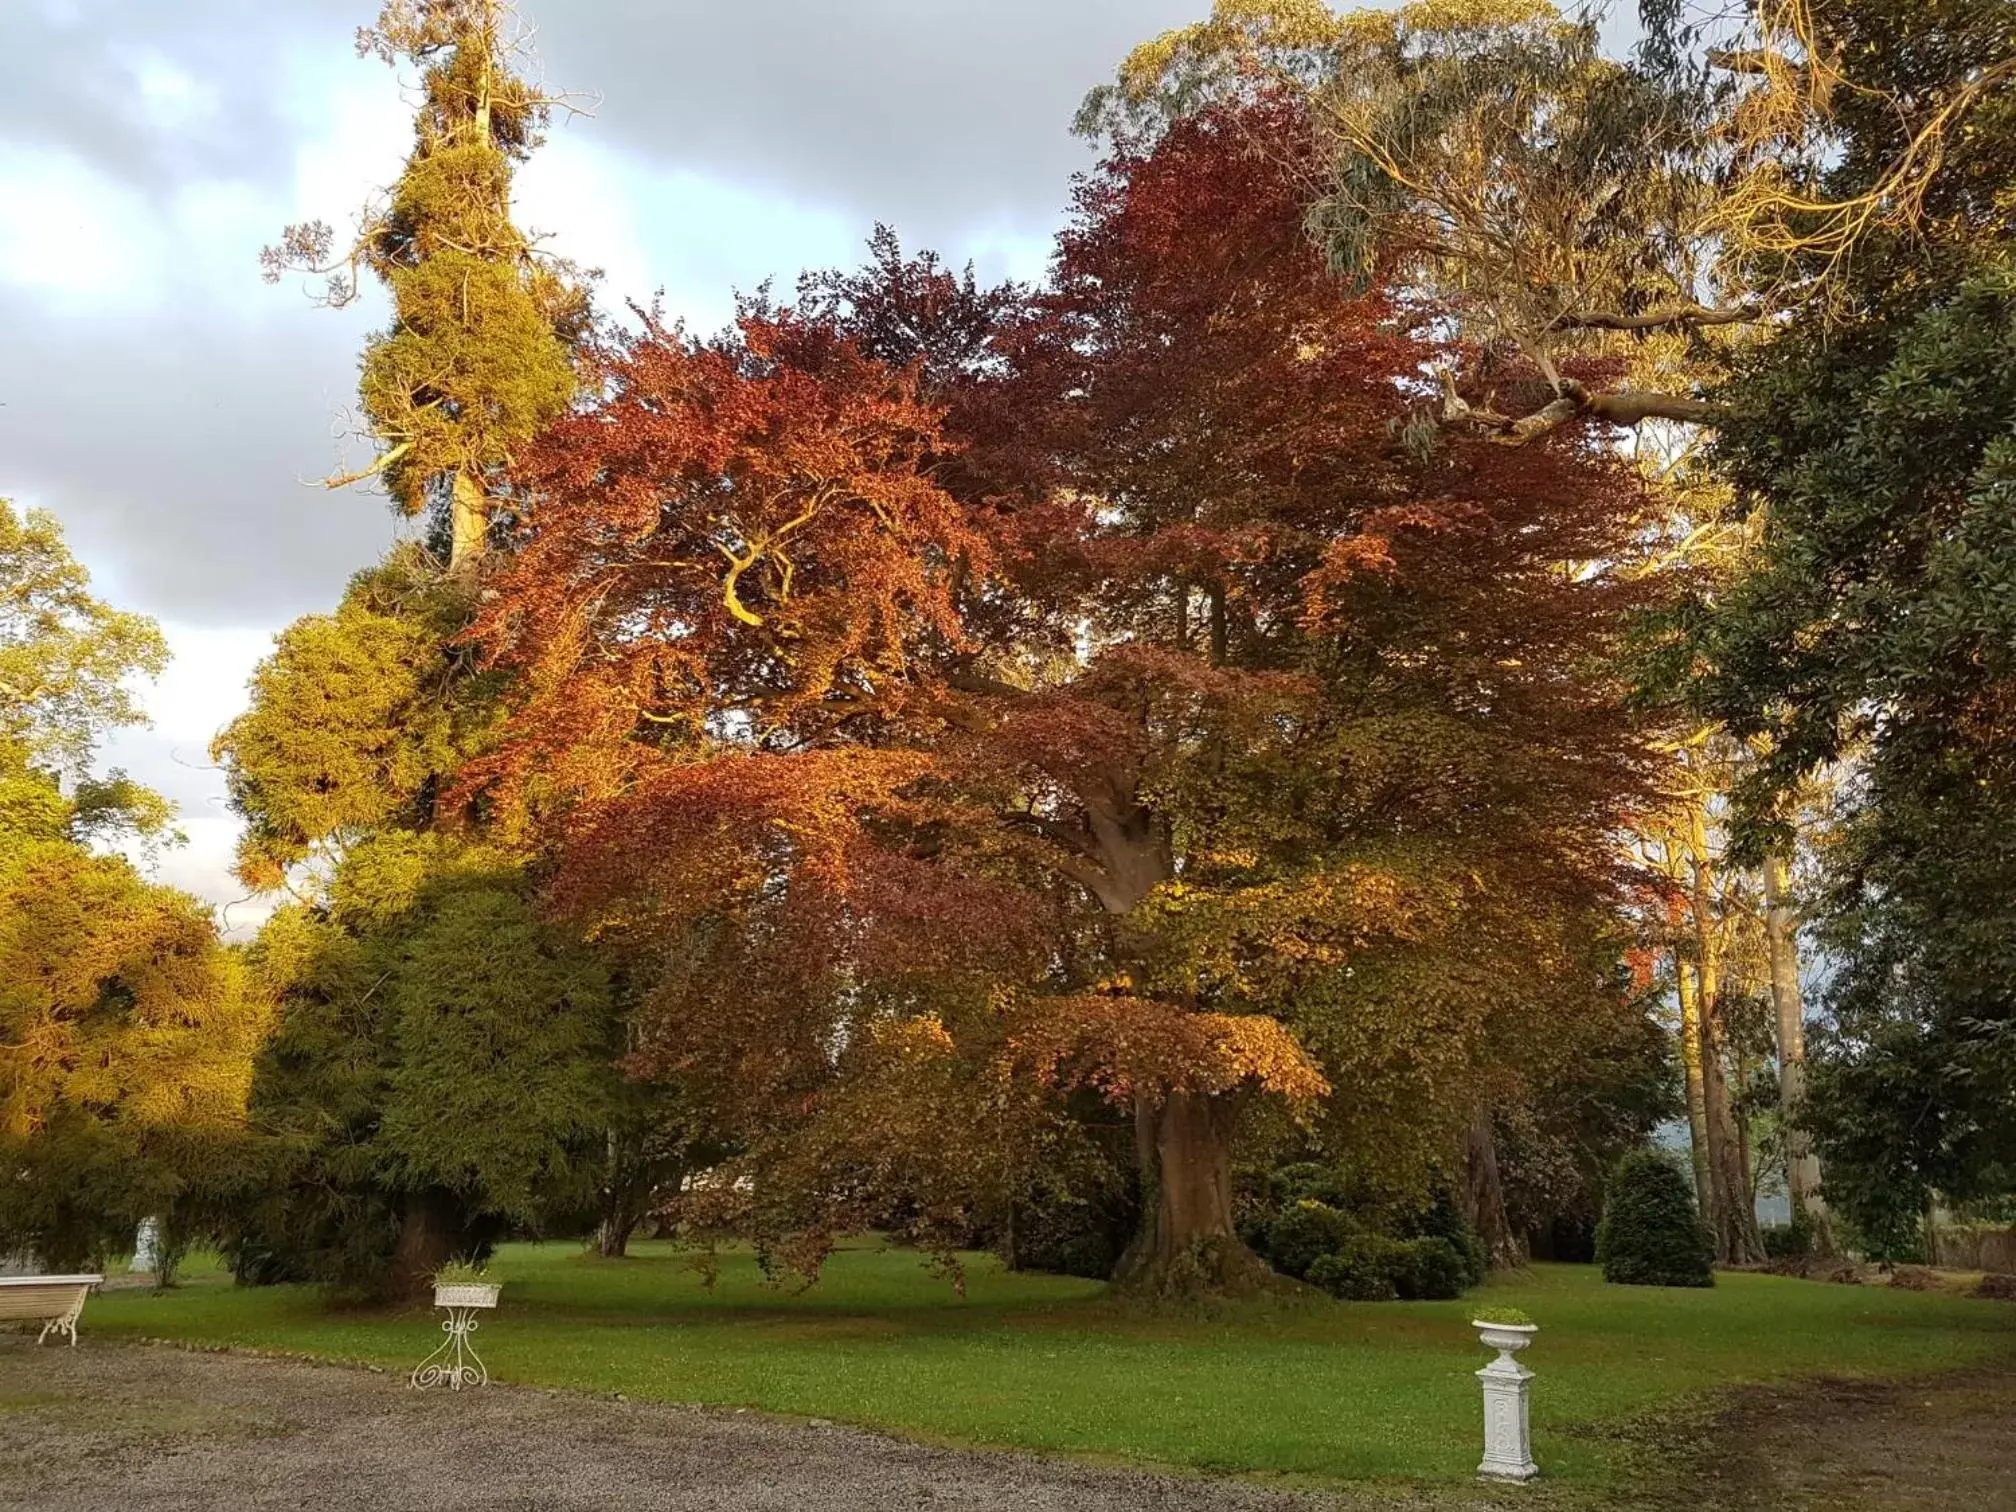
[0,1336,1343,1512]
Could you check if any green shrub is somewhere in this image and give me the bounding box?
[1302,1236,1473,1303]
[1761,1209,1816,1260]
[1268,1162,1357,1211]
[1010,1181,1137,1280]
[1472,1305,1534,1326]
[1018,1228,1123,1280]
[1412,1191,1489,1289]
[1398,1236,1468,1300]
[1265,1200,1358,1280]
[1596,1150,1714,1288]
[1307,1235,1412,1300]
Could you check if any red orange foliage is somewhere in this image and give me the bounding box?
[473,102,1667,1284]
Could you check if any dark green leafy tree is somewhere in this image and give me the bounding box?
[1672,0,2016,1253]
[217,542,710,1294]
[238,834,624,1293]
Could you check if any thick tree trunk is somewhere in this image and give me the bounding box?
[449,468,489,575]
[1110,1089,1278,1299]
[1762,849,1834,1252]
[1079,792,1285,1299]
[391,1188,463,1302]
[1690,830,1765,1266]
[1676,959,1715,1220]
[1460,1109,1526,1270]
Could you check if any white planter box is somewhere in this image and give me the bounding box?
[432,1282,501,1310]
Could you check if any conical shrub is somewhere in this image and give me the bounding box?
[1596,1150,1715,1287]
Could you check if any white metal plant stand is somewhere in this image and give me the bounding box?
[411,1282,500,1391]
[1474,1319,1539,1481]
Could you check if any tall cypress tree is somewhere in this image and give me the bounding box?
[265,0,585,574]
[224,6,673,1298]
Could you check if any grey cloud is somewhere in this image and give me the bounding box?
[3,0,359,199]
[8,1,1201,239]
[0,284,400,626]
[5,0,1206,630]
[538,1,1204,247]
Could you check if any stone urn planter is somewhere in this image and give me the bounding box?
[413,1281,502,1391]
[1472,1318,1539,1482]
[1474,1318,1538,1357]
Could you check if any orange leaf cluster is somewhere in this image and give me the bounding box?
[1010,992,1330,1106]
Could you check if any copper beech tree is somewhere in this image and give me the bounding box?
[470,106,1667,1295]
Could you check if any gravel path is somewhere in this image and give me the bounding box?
[0,1336,1341,1512]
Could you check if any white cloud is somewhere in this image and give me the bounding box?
[144,815,277,942]
[0,145,157,305]
[98,621,275,937]
[122,49,224,136]
[519,132,1055,336]
[518,134,861,332]
[280,46,411,256]
[130,622,275,752]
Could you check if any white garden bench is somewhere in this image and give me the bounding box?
[0,1274,102,1346]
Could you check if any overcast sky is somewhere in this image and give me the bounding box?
[1,0,1212,932]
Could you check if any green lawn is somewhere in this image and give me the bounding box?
[81,1242,2016,1489]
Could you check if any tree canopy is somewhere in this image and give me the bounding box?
[462,103,1672,1293]
[0,503,263,1274]
[1670,0,2016,1246]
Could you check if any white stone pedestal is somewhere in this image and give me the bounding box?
[1476,1353,1538,1480]
[1473,1320,1539,1481]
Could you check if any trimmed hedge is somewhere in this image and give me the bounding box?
[1596,1150,1715,1288]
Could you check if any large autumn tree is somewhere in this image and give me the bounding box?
[1097,0,2014,1261]
[470,103,1667,1295]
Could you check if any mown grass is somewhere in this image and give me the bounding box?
[80,1242,2016,1489]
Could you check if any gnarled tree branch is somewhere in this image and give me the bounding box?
[1547,303,1763,334]
[1442,372,1725,445]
